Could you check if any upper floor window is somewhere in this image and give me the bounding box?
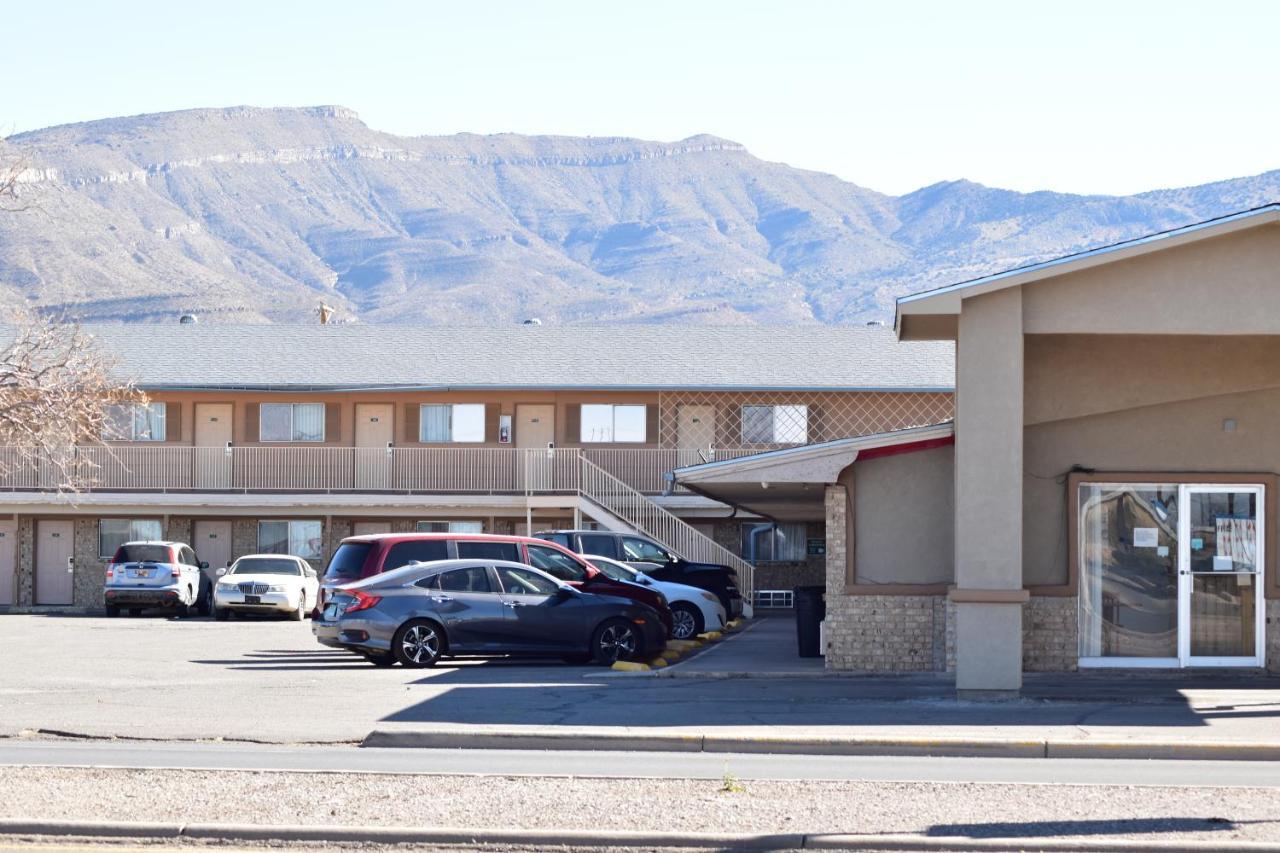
[260,403,324,442]
[741,404,808,444]
[100,518,164,558]
[416,520,484,533]
[259,519,323,561]
[581,404,646,443]
[420,404,485,443]
[103,403,166,442]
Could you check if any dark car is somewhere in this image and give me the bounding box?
[535,530,742,618]
[318,532,672,635]
[313,559,666,667]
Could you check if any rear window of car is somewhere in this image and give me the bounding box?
[524,544,587,582]
[325,542,374,580]
[112,544,173,564]
[384,540,449,570]
[456,541,520,561]
[538,533,571,548]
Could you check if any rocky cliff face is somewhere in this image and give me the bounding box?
[3,106,1278,324]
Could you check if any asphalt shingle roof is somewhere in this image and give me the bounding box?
[82,325,955,392]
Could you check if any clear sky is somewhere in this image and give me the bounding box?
[6,1,1277,197]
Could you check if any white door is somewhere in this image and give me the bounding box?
[194,520,233,586]
[1178,485,1265,667]
[677,405,715,454]
[194,403,234,489]
[35,520,74,606]
[0,520,16,605]
[355,404,394,490]
[516,405,556,491]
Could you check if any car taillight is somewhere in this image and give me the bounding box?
[171,568,181,578]
[343,589,381,614]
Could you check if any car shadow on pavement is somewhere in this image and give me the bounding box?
[926,816,1252,838]
[191,649,375,669]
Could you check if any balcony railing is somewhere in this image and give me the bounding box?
[0,446,759,496]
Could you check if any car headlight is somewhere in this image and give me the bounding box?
[266,584,287,593]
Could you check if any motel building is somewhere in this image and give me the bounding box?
[673,204,1280,693]
[0,326,952,617]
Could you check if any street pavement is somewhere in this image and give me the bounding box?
[5,614,1280,748]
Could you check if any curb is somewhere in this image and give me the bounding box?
[2,819,1279,852]
[360,728,1280,761]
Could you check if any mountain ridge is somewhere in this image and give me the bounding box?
[2,105,1277,325]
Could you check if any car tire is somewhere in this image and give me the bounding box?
[291,596,306,622]
[215,607,230,622]
[363,653,396,668]
[105,604,120,618]
[128,608,143,617]
[591,618,640,666]
[669,602,704,641]
[196,588,211,617]
[392,619,443,668]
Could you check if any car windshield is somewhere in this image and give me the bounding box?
[325,542,373,580]
[588,558,635,583]
[113,544,172,563]
[231,558,299,575]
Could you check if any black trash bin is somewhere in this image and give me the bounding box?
[794,585,826,658]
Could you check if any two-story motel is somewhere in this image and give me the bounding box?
[0,325,953,613]
[674,204,1280,692]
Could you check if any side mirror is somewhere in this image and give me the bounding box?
[199,561,209,570]
[554,586,577,602]
[216,567,228,577]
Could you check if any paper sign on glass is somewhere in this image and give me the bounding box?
[1191,537,1205,550]
[1156,545,1169,558]
[1213,555,1235,571]
[1133,528,1159,548]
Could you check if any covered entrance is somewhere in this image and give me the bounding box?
[1077,480,1266,668]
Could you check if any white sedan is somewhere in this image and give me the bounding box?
[584,554,726,640]
[213,554,319,621]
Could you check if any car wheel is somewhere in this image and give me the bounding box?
[592,618,640,665]
[196,588,211,617]
[215,607,230,622]
[291,595,306,622]
[669,602,704,641]
[128,608,142,617]
[362,653,396,668]
[393,619,443,668]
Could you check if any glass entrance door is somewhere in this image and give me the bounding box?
[1178,487,1265,667]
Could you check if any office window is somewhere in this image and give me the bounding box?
[415,520,485,533]
[741,405,808,444]
[581,404,646,443]
[260,403,325,442]
[419,404,485,442]
[258,520,323,560]
[100,519,164,558]
[740,522,807,563]
[103,403,167,441]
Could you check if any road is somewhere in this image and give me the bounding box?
[3,739,1280,787]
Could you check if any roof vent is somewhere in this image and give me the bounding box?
[522,318,543,326]
[178,314,199,325]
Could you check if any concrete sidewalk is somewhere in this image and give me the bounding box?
[657,613,825,676]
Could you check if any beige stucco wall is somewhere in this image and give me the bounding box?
[1022,224,1280,335]
[1024,384,1280,587]
[852,444,954,585]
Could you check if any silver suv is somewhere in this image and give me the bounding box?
[103,541,211,617]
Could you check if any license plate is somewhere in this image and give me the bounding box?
[244,595,261,604]
[129,569,153,578]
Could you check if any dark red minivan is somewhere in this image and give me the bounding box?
[318,532,672,635]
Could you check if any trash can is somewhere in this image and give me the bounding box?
[794,585,826,658]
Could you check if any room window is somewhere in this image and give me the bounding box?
[740,522,807,562]
[581,404,646,443]
[419,404,485,442]
[415,520,485,533]
[103,403,167,441]
[99,519,164,558]
[260,403,325,442]
[258,520,323,560]
[741,405,808,444]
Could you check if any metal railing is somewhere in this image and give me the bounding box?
[577,455,756,600]
[0,445,758,496]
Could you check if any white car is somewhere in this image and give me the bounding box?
[584,554,726,640]
[214,554,319,621]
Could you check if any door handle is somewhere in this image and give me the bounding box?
[505,600,525,607]
[431,596,454,604]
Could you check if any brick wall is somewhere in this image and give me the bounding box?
[16,517,33,606]
[713,519,826,593]
[1268,600,1280,674]
[1023,595,1078,672]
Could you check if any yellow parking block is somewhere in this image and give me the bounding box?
[661,648,682,661]
[611,660,651,672]
[726,619,743,630]
[649,657,669,668]
[698,631,723,641]
[667,639,700,651]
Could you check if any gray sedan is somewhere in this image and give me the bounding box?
[313,559,667,668]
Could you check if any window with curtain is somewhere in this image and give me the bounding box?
[260,403,325,442]
[580,404,647,443]
[99,519,164,557]
[415,520,485,533]
[741,405,808,444]
[419,404,485,442]
[102,403,167,441]
[258,520,323,560]
[740,522,807,562]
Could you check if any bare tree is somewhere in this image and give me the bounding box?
[0,312,146,491]
[0,150,30,213]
